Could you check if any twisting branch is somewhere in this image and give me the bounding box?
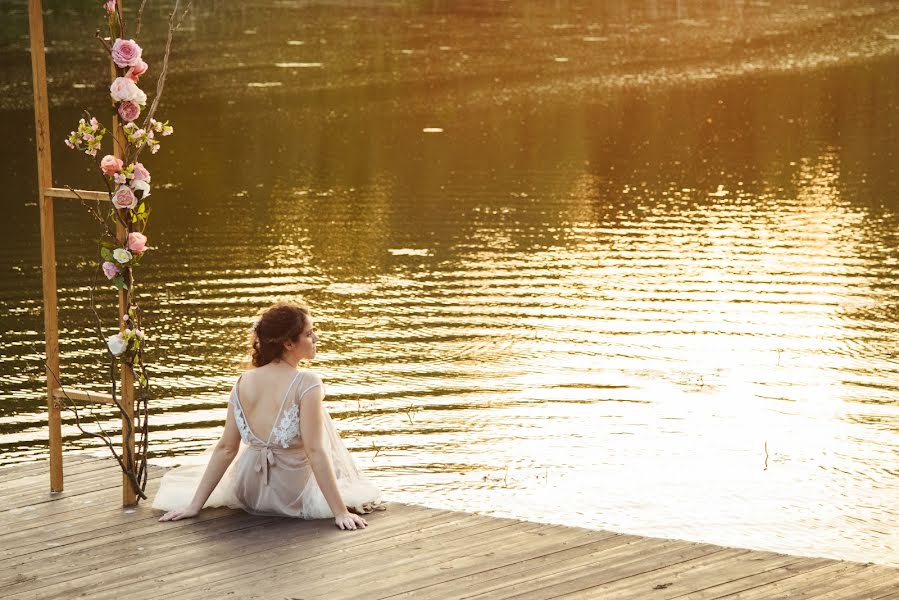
[27,340,147,500]
[66,185,115,238]
[134,0,190,162]
[135,0,149,37]
[95,30,112,54]
[86,269,149,500]
[115,0,125,40]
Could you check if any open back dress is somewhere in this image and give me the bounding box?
[152,371,382,518]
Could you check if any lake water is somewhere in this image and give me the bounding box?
[1,0,898,566]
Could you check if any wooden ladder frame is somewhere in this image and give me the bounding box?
[29,0,139,506]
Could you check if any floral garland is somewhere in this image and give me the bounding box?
[65,2,174,377]
[57,0,183,501]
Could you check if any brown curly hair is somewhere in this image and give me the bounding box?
[248,300,311,367]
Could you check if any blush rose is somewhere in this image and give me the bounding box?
[111,38,143,68]
[127,232,148,253]
[118,100,140,122]
[131,162,151,182]
[100,155,123,176]
[112,185,137,210]
[126,60,149,81]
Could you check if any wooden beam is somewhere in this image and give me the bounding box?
[45,187,111,202]
[52,388,117,405]
[28,0,63,494]
[107,21,139,506]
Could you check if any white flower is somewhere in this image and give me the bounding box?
[134,86,147,105]
[106,333,127,356]
[131,179,151,199]
[109,77,146,104]
[112,248,133,264]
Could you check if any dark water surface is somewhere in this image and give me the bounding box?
[1,1,898,565]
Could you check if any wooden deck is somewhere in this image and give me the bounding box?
[0,456,896,599]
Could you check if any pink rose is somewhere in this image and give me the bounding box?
[126,60,148,81]
[111,38,143,68]
[104,0,116,13]
[110,77,146,104]
[127,232,147,253]
[102,261,120,279]
[131,162,151,182]
[100,154,123,175]
[112,185,137,209]
[117,100,140,122]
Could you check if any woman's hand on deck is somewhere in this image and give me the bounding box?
[335,511,367,530]
[158,505,201,522]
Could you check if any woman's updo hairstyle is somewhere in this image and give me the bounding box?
[249,300,311,367]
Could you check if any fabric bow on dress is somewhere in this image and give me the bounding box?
[253,446,276,485]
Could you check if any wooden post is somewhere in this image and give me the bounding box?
[28,0,63,493]
[108,58,138,507]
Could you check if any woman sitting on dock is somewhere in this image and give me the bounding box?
[153,300,383,530]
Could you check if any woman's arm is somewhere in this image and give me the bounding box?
[300,379,367,530]
[158,401,242,522]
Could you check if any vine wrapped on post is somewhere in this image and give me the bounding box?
[59,0,185,502]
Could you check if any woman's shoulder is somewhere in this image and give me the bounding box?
[297,369,324,387]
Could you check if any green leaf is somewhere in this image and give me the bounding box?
[100,247,114,262]
[112,276,129,290]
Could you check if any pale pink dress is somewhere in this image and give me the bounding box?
[153,371,382,518]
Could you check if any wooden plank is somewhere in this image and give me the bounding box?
[160,507,497,599]
[789,563,899,600]
[472,540,728,600]
[0,459,146,523]
[326,526,628,600]
[0,467,125,511]
[672,557,835,599]
[44,187,111,202]
[3,507,430,597]
[0,464,164,529]
[0,474,166,553]
[8,505,395,600]
[0,455,97,479]
[0,463,159,516]
[52,388,117,404]
[249,520,557,598]
[0,462,146,512]
[101,509,515,600]
[386,532,633,600]
[3,470,160,528]
[223,527,669,600]
[7,503,423,575]
[247,522,573,600]
[1,510,278,597]
[715,562,872,599]
[0,456,125,499]
[460,536,693,599]
[27,0,62,494]
[555,548,794,599]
